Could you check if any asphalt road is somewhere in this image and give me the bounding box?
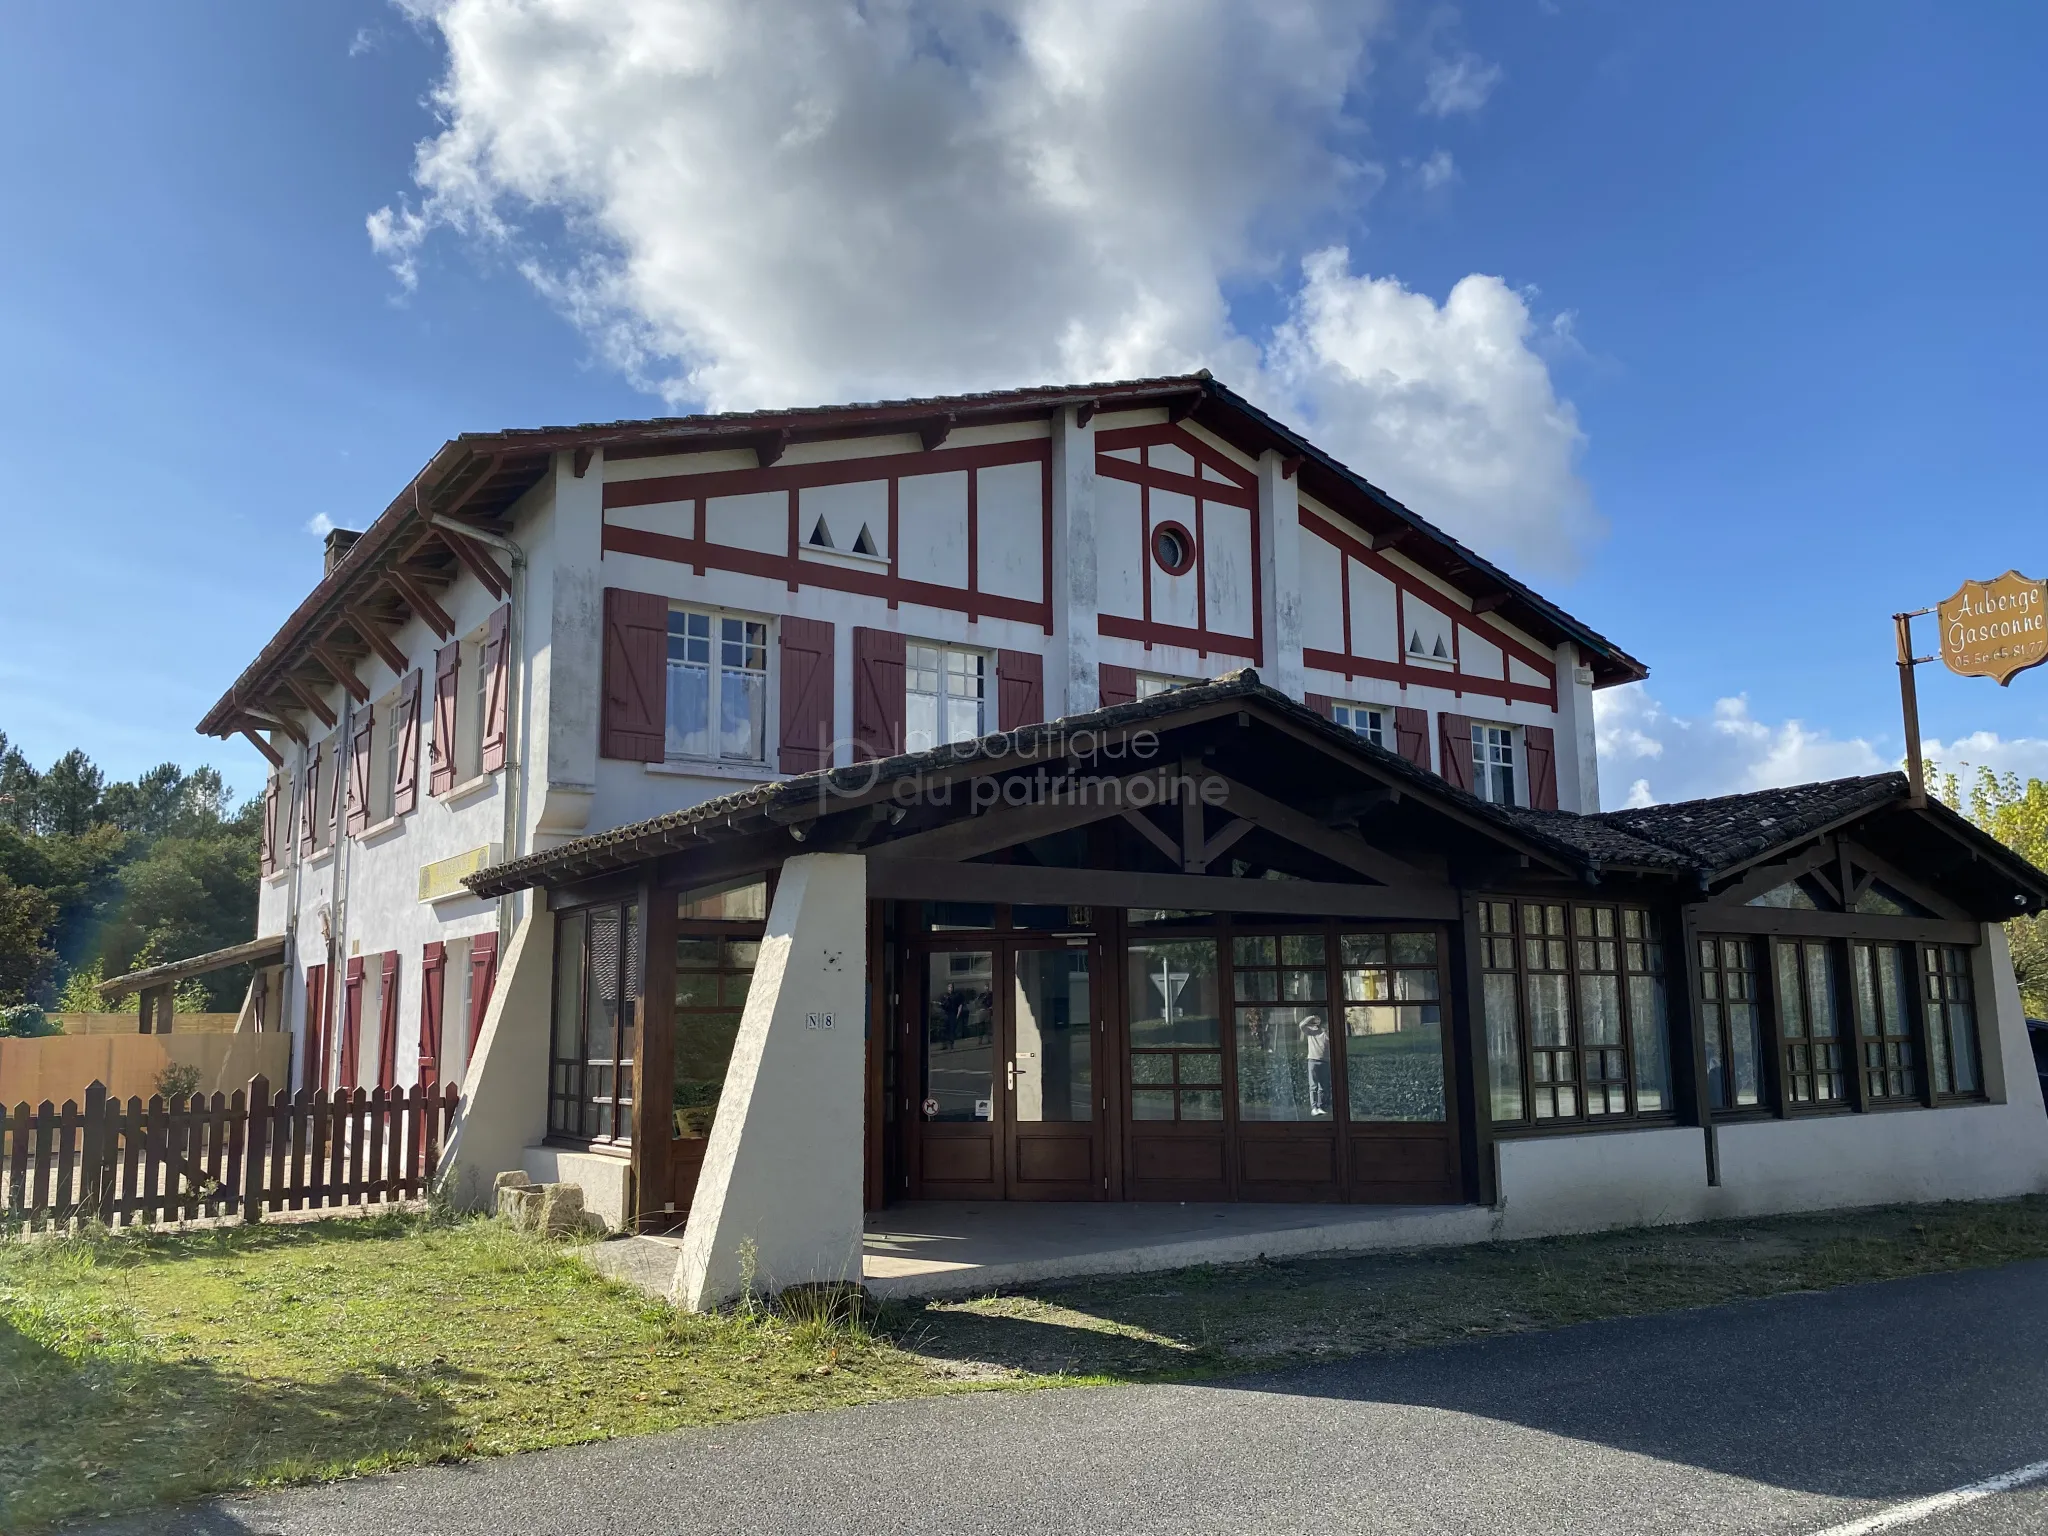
[100,1260,2048,1536]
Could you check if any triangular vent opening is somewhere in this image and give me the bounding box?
[852,523,879,556]
[1433,636,1450,659]
[1408,631,1426,655]
[808,516,835,549]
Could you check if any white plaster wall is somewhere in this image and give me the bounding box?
[1096,475,1145,620]
[1048,405,1100,718]
[799,480,888,556]
[1551,642,1601,814]
[675,853,869,1310]
[897,471,968,588]
[1202,501,1255,640]
[704,491,787,555]
[1347,562,1401,663]
[976,461,1044,604]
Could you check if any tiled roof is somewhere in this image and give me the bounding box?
[1491,807,1696,871]
[1598,775,1908,872]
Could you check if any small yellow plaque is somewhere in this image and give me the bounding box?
[418,844,502,904]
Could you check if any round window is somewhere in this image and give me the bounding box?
[1151,521,1195,575]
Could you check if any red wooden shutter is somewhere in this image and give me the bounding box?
[600,588,667,762]
[481,602,512,771]
[418,941,446,1091]
[1099,664,1138,708]
[1304,693,1336,720]
[852,627,907,760]
[339,956,365,1092]
[392,669,422,816]
[376,950,401,1091]
[1439,712,1475,793]
[1393,707,1431,771]
[298,745,319,855]
[327,734,345,842]
[1525,725,1560,811]
[996,650,1045,732]
[344,711,374,836]
[467,932,499,1060]
[260,773,280,875]
[778,616,836,773]
[302,963,328,1093]
[430,641,460,794]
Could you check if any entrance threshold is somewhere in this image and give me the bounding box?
[863,1201,1499,1300]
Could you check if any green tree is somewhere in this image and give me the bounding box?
[1937,765,2048,1017]
[34,749,107,837]
[0,872,58,1003]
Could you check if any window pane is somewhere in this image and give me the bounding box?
[1013,949,1092,1124]
[1729,1003,1761,1106]
[1234,936,1277,967]
[1127,941,1221,1048]
[667,661,712,758]
[674,1009,742,1138]
[1131,1088,1175,1121]
[720,667,766,761]
[924,951,995,1121]
[1346,999,1445,1122]
[1805,943,1838,1039]
[1341,933,1388,967]
[1280,934,1326,966]
[1628,974,1670,1113]
[905,690,939,754]
[1775,942,1806,1039]
[1527,974,1571,1048]
[1236,1006,1332,1121]
[1179,1090,1225,1121]
[1179,1052,1223,1086]
[1579,974,1623,1047]
[1483,972,1523,1121]
[1130,1052,1174,1085]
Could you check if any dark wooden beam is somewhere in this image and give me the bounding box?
[1120,808,1181,865]
[1075,400,1099,427]
[572,445,593,478]
[346,607,409,675]
[310,641,369,704]
[386,568,455,639]
[282,676,336,729]
[1193,817,1255,872]
[1471,592,1511,615]
[1214,775,1416,885]
[1167,391,1203,425]
[1705,839,1837,907]
[245,708,306,747]
[1370,526,1413,553]
[1685,904,1977,945]
[1280,455,1302,480]
[755,428,790,469]
[918,413,955,452]
[437,526,509,599]
[866,858,1460,920]
[239,727,284,768]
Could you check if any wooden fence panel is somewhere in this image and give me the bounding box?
[2,1078,459,1237]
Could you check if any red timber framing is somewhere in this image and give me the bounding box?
[1298,506,1559,709]
[1093,420,1264,664]
[600,437,1057,633]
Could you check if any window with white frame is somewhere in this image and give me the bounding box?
[369,688,399,824]
[1136,673,1199,700]
[1473,724,1517,806]
[666,606,769,763]
[906,643,986,751]
[1332,702,1391,750]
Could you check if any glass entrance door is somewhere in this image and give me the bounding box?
[913,939,1104,1200]
[1007,945,1101,1199]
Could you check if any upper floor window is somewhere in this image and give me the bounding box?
[667,607,769,763]
[907,642,985,751]
[1472,724,1516,806]
[1332,702,1390,751]
[1137,673,1199,700]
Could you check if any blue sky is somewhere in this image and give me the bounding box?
[2,1,2043,807]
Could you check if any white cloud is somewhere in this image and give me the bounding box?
[1416,147,1457,190]
[1596,683,1892,806]
[1267,251,1598,572]
[1923,732,2048,788]
[1422,51,1501,116]
[349,25,385,57]
[370,0,1598,572]
[306,512,337,538]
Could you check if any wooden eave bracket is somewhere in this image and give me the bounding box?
[1370,525,1413,553]
[435,525,510,599]
[309,641,370,704]
[283,675,336,729]
[244,707,307,747]
[1167,390,1204,425]
[1472,592,1511,615]
[237,726,284,767]
[1074,400,1100,427]
[918,413,956,452]
[1280,455,1302,480]
[346,607,409,675]
[754,428,791,469]
[386,567,455,639]
[572,445,594,478]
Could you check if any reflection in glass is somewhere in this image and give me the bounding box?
[925,951,996,1120]
[1342,935,1445,1122]
[1127,939,1222,1121]
[1013,949,1092,1123]
[674,936,759,1139]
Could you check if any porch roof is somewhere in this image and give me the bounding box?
[466,673,1686,900]
[98,933,287,1002]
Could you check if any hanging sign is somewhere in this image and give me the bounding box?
[1937,572,2048,686]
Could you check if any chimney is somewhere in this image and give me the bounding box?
[323,528,362,575]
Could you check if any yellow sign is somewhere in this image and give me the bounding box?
[1938,571,2048,686]
[418,844,501,904]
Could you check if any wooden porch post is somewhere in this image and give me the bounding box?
[1452,891,1497,1206]
[633,874,677,1230]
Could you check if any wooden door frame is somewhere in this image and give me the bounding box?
[1004,934,1107,1201]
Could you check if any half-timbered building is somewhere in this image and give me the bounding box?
[199,375,2048,1307]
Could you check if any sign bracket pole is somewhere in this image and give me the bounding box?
[1893,608,1935,808]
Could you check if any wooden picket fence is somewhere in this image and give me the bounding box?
[2,1076,460,1236]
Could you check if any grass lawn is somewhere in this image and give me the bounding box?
[7,1198,2048,1530]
